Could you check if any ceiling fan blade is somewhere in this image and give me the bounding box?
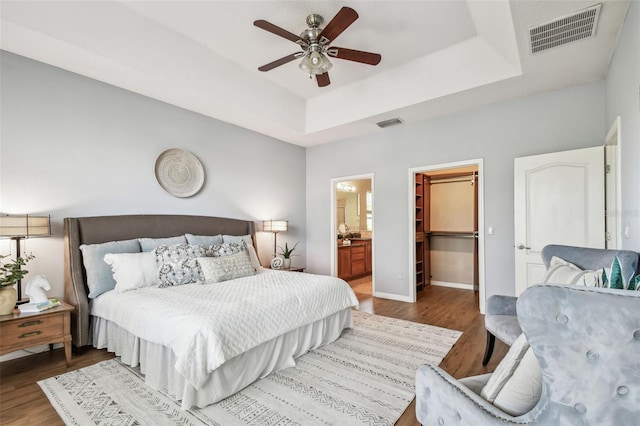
[327,47,381,65]
[319,7,358,43]
[316,73,331,87]
[254,19,304,44]
[258,52,304,72]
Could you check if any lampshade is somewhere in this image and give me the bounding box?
[263,220,288,233]
[0,214,51,238]
[299,49,333,75]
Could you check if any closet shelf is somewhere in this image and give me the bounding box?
[426,230,478,238]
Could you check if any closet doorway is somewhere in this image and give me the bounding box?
[331,174,374,296]
[409,159,485,312]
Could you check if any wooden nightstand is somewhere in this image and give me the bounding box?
[266,266,305,272]
[0,301,74,366]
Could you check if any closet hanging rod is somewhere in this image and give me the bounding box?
[427,231,478,238]
[429,175,477,185]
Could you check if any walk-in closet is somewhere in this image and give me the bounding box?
[415,165,478,292]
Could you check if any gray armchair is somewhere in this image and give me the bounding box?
[482,244,639,365]
[417,284,640,425]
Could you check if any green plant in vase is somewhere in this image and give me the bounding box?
[0,253,34,314]
[278,242,299,269]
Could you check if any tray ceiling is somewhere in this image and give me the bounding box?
[0,1,630,146]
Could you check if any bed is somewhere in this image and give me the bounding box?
[64,214,358,409]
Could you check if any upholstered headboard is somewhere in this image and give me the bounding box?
[64,214,256,349]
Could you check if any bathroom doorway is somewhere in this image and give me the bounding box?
[331,174,374,296]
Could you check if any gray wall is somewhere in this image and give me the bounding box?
[306,81,606,299]
[0,51,306,299]
[606,1,640,252]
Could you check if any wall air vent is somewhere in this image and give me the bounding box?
[529,4,601,54]
[376,118,404,128]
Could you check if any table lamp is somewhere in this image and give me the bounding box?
[263,220,288,258]
[0,214,51,303]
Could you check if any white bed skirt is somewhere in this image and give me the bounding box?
[93,308,353,409]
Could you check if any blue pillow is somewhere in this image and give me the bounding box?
[138,235,186,252]
[79,239,141,298]
[185,233,223,246]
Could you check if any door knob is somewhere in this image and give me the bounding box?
[516,244,531,250]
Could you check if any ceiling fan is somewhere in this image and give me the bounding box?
[254,7,382,88]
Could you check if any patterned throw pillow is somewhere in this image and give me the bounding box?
[209,240,248,257]
[198,251,255,283]
[154,244,207,287]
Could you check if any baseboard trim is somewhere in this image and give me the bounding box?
[431,280,474,291]
[372,291,413,303]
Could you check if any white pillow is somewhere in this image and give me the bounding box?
[543,256,583,284]
[493,347,542,416]
[480,333,542,416]
[481,333,529,402]
[246,244,262,271]
[103,252,158,293]
[198,251,255,283]
[543,256,603,286]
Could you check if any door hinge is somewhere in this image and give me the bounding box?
[605,164,611,174]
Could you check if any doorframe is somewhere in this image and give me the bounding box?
[408,158,486,313]
[330,173,375,294]
[605,116,622,249]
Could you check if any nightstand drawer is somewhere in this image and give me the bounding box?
[0,314,64,347]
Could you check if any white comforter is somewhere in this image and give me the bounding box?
[91,269,358,389]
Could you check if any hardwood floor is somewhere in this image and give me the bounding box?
[0,284,508,425]
[348,274,372,295]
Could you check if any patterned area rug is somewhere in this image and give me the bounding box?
[39,310,461,426]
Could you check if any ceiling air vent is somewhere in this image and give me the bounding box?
[529,4,601,54]
[376,118,404,128]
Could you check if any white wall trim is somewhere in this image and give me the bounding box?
[330,173,375,294]
[605,116,623,248]
[431,280,474,291]
[371,291,413,303]
[407,158,486,313]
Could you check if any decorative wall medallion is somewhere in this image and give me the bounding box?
[155,149,204,198]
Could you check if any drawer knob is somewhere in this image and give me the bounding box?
[19,331,43,339]
[19,320,43,328]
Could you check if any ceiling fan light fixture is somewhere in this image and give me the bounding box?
[299,49,332,75]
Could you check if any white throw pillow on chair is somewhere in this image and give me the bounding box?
[480,333,542,416]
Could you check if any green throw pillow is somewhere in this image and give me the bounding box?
[601,256,640,291]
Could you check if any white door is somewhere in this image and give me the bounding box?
[514,146,605,295]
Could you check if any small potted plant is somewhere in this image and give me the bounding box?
[0,253,34,315]
[278,242,299,269]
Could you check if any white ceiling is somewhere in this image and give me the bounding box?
[0,1,630,147]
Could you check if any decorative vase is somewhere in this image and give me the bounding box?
[0,286,17,315]
[283,258,291,269]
